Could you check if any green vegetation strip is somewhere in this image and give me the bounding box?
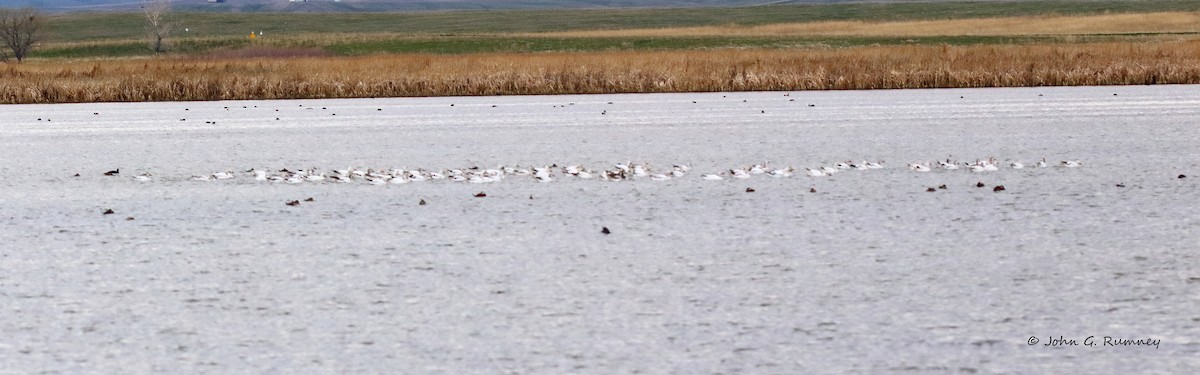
[325,36,1072,55]
[34,39,251,59]
[34,33,1181,59]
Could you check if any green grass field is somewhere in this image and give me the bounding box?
[35,33,1173,59]
[29,0,1200,59]
[323,35,1080,55]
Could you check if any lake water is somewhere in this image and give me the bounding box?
[1,85,1198,373]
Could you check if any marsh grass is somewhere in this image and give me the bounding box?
[5,41,1199,104]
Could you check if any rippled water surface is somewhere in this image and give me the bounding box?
[2,86,1198,373]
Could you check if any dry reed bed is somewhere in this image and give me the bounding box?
[4,41,1200,104]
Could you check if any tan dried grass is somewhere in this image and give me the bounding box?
[524,12,1200,38]
[3,40,1200,104]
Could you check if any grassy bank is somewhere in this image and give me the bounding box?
[527,12,1200,37]
[9,1,1200,103]
[42,1,1200,43]
[30,35,1054,59]
[4,41,1199,104]
[31,10,1200,58]
[322,35,1084,55]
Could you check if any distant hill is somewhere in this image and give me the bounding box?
[14,0,891,13]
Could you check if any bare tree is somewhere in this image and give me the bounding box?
[143,0,174,54]
[0,7,41,63]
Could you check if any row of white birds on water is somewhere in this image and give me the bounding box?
[131,163,689,184]
[704,157,1079,179]
[116,157,1081,184]
[906,157,1080,172]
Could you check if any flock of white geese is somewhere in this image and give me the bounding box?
[115,157,1082,184]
